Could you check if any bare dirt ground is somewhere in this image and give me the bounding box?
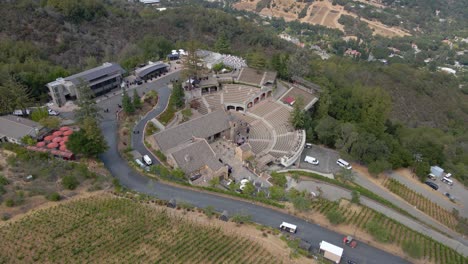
[233,0,409,37]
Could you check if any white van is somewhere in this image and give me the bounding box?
[336,159,352,170]
[441,177,453,186]
[279,222,297,233]
[304,156,319,165]
[143,155,152,166]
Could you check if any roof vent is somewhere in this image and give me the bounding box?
[184,155,191,162]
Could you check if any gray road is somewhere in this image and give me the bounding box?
[97,72,410,264]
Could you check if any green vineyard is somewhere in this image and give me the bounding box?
[310,199,467,264]
[0,196,278,263]
[383,178,458,230]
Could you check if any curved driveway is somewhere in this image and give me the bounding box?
[98,72,409,264]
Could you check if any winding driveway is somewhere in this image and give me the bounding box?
[98,72,409,264]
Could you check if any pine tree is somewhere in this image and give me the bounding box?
[290,98,305,129]
[172,82,185,109]
[132,89,142,109]
[122,89,135,114]
[74,81,102,123]
[215,32,231,54]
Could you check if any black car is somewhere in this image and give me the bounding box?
[189,174,202,181]
[425,181,439,190]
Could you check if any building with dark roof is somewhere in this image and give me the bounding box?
[46,62,125,106]
[135,61,169,81]
[170,139,227,179]
[0,115,47,144]
[152,110,231,153]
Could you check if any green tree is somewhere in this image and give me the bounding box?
[214,31,231,54]
[270,172,287,187]
[74,82,101,123]
[242,182,256,196]
[31,108,49,122]
[39,117,61,129]
[182,40,204,81]
[315,116,339,147]
[21,135,36,146]
[289,98,305,129]
[368,159,392,176]
[326,209,345,225]
[269,186,285,200]
[67,117,108,158]
[335,122,359,154]
[248,51,266,70]
[291,196,311,212]
[122,89,135,114]
[172,82,185,109]
[132,89,142,109]
[270,53,290,79]
[0,77,32,114]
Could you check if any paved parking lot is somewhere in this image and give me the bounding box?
[298,144,341,174]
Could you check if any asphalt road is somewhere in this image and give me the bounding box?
[98,72,409,264]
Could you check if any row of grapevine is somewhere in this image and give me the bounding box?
[0,196,278,264]
[383,178,458,229]
[308,199,467,264]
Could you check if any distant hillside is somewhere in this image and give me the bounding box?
[0,0,291,99]
[233,0,411,37]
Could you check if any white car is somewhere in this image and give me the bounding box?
[240,179,250,185]
[48,109,59,116]
[304,156,319,165]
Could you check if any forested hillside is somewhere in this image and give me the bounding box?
[0,0,290,102]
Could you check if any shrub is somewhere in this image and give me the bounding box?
[47,192,61,201]
[326,209,345,225]
[5,199,14,207]
[291,196,311,212]
[1,213,11,221]
[351,190,360,204]
[0,175,9,185]
[366,219,392,243]
[155,150,167,162]
[402,240,423,259]
[203,206,215,219]
[270,171,287,187]
[231,212,252,224]
[62,175,79,190]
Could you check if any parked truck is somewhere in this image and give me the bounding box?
[319,241,343,264]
